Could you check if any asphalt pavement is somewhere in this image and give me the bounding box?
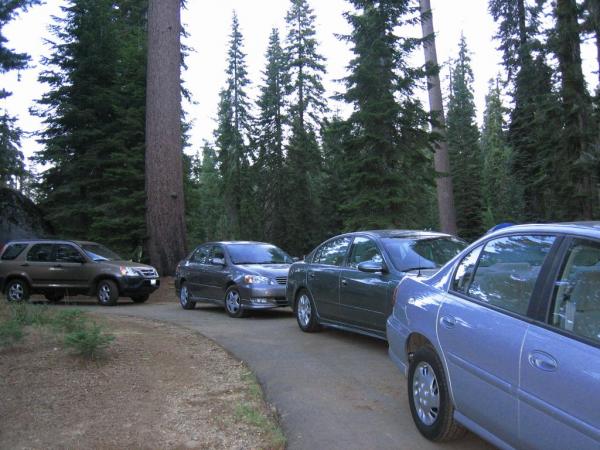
[85,301,493,450]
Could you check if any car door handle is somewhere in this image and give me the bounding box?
[440,315,456,329]
[308,272,315,279]
[341,279,347,286]
[528,351,558,372]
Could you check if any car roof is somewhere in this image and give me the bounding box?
[200,241,276,246]
[484,221,600,240]
[334,229,453,240]
[3,239,98,246]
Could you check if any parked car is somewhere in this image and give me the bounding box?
[387,223,600,449]
[286,230,467,339]
[175,241,293,317]
[0,239,159,305]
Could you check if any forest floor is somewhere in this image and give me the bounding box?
[0,280,285,449]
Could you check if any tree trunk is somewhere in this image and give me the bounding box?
[419,0,457,235]
[145,0,187,275]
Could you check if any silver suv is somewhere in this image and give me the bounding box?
[0,240,159,305]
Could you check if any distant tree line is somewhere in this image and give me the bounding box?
[1,0,599,261]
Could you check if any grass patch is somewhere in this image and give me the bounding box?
[0,319,24,347]
[64,322,115,359]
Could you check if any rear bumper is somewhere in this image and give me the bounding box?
[118,276,160,296]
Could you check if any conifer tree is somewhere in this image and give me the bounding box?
[0,0,40,188]
[480,78,523,227]
[214,12,254,239]
[338,0,433,231]
[446,36,484,240]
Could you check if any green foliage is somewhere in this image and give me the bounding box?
[64,322,115,359]
[0,319,24,347]
[447,36,484,240]
[10,303,51,327]
[51,309,88,333]
[33,0,147,258]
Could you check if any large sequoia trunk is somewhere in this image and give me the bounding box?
[419,0,457,235]
[145,0,187,275]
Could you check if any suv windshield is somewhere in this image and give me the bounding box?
[227,244,293,265]
[382,237,467,272]
[81,243,122,261]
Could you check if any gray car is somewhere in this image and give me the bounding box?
[174,241,293,317]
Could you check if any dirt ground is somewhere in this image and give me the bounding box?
[0,290,285,449]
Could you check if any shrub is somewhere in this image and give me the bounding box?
[0,319,24,347]
[51,309,88,333]
[64,322,115,359]
[10,303,52,327]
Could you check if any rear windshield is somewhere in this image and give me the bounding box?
[81,243,121,261]
[1,243,27,261]
[227,244,293,265]
[382,237,467,272]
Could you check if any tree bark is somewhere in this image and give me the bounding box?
[419,0,457,235]
[145,0,187,275]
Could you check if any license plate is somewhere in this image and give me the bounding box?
[150,279,157,285]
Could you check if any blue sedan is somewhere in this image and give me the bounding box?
[387,222,600,449]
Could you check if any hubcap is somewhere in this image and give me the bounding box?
[8,283,24,301]
[297,294,311,327]
[180,285,188,306]
[226,290,240,313]
[99,284,111,303]
[412,361,440,426]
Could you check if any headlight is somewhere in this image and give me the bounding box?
[120,266,139,276]
[243,275,273,285]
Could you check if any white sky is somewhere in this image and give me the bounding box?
[1,0,598,167]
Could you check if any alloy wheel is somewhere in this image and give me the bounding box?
[226,290,240,314]
[98,284,111,303]
[180,285,189,307]
[8,282,24,302]
[297,294,311,327]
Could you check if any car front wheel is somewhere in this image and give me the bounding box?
[6,279,29,302]
[295,290,320,332]
[408,346,466,441]
[225,286,247,318]
[97,279,118,306]
[179,283,196,310]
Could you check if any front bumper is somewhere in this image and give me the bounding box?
[239,284,289,310]
[118,276,160,296]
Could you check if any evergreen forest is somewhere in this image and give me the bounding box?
[1,0,599,265]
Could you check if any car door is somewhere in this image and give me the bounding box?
[339,236,394,331]
[519,237,600,450]
[203,245,231,301]
[24,243,56,288]
[185,245,210,298]
[52,243,91,289]
[307,237,352,320]
[438,234,557,448]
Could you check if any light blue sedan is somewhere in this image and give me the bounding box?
[387,222,600,449]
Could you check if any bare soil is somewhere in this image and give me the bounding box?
[0,302,284,449]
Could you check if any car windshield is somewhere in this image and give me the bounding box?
[382,237,467,272]
[81,243,122,261]
[227,244,293,265]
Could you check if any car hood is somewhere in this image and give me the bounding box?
[236,264,291,277]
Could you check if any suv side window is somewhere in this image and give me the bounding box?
[347,237,383,268]
[550,239,600,344]
[313,237,352,266]
[1,243,27,260]
[191,246,210,264]
[55,244,84,262]
[27,244,55,262]
[466,235,555,315]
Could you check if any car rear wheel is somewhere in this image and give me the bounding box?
[6,279,29,302]
[131,294,149,304]
[408,347,466,441]
[225,286,247,318]
[179,283,195,310]
[97,279,118,306]
[45,293,64,303]
[295,290,320,332]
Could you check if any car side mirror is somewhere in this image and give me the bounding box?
[211,257,225,266]
[357,261,387,273]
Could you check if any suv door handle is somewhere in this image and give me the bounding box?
[52,264,63,268]
[308,272,315,279]
[440,315,456,329]
[528,351,558,372]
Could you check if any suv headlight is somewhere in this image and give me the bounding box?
[243,275,273,285]
[120,266,139,276]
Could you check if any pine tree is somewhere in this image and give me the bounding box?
[255,29,288,245]
[481,78,523,227]
[446,36,484,240]
[338,0,434,231]
[282,0,327,255]
[214,12,254,239]
[0,0,41,188]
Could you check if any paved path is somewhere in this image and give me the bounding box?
[85,301,493,450]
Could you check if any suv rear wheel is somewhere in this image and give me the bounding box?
[6,279,29,302]
[97,279,118,306]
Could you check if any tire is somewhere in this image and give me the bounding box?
[96,279,119,306]
[44,293,64,303]
[131,294,149,304]
[407,347,467,442]
[179,283,196,310]
[5,279,30,303]
[295,290,320,332]
[224,286,247,318]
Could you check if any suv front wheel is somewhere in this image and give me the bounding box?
[6,279,30,302]
[97,279,119,306]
